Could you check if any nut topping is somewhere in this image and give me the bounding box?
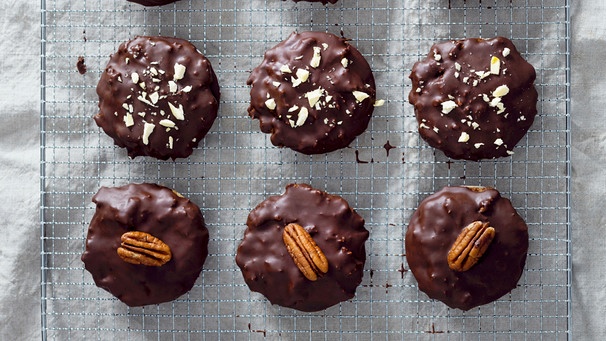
[117,231,172,267]
[282,223,329,281]
[447,221,495,272]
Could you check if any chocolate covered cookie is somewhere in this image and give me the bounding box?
[409,37,537,160]
[405,186,528,310]
[236,184,369,312]
[95,36,220,160]
[127,0,180,6]
[247,31,377,155]
[81,183,209,307]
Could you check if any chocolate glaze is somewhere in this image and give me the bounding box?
[95,36,220,160]
[405,186,528,311]
[236,184,369,312]
[81,183,209,307]
[247,31,376,155]
[409,37,537,160]
[127,0,180,6]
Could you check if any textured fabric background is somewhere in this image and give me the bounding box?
[0,0,602,339]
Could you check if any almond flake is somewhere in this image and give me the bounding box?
[159,119,175,128]
[458,132,470,143]
[131,72,139,84]
[310,46,322,68]
[373,99,385,107]
[434,51,442,61]
[272,81,281,87]
[489,97,502,107]
[296,68,310,83]
[142,122,155,145]
[496,102,506,114]
[288,105,299,113]
[455,62,462,71]
[341,58,349,68]
[353,91,370,103]
[322,43,329,50]
[502,48,511,57]
[494,138,504,146]
[123,113,134,127]
[168,102,185,120]
[419,123,430,129]
[149,92,159,105]
[173,63,186,81]
[149,67,158,76]
[492,85,510,97]
[441,100,458,114]
[490,56,501,75]
[291,76,302,88]
[182,85,192,93]
[474,143,484,149]
[137,95,157,108]
[295,107,308,127]
[265,98,277,110]
[168,136,174,149]
[305,88,324,107]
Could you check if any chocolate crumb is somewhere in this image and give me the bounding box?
[76,56,87,75]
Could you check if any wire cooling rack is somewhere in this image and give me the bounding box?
[41,0,571,339]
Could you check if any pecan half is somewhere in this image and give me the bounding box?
[282,223,329,281]
[447,221,495,272]
[117,231,172,267]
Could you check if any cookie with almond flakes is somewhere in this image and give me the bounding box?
[408,37,537,161]
[95,36,220,160]
[247,31,377,155]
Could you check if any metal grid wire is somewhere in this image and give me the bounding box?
[41,0,571,339]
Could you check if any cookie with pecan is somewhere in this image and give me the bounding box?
[405,186,528,310]
[236,184,369,312]
[82,183,209,307]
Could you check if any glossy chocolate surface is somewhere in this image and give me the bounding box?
[236,184,369,312]
[405,186,528,310]
[95,36,220,160]
[409,37,537,160]
[247,31,376,154]
[82,183,209,307]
